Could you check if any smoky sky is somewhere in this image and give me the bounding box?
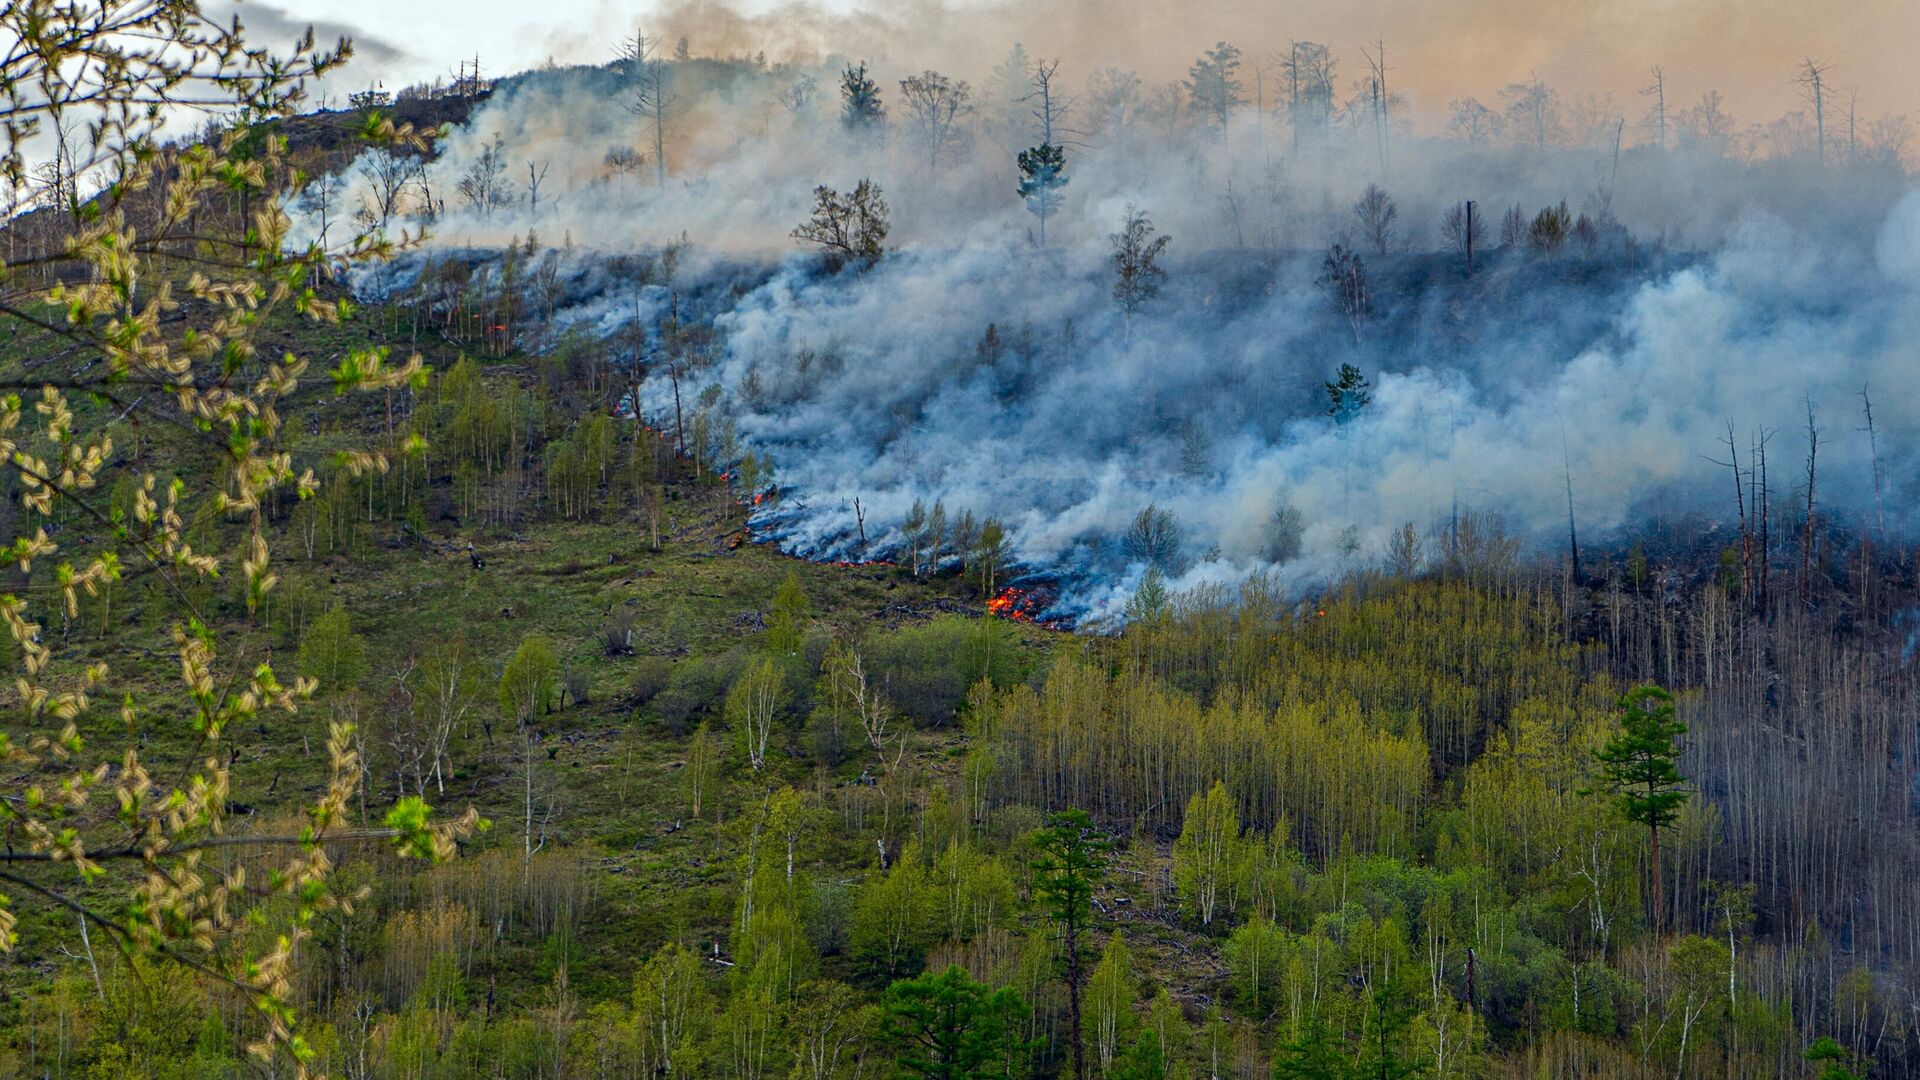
[542,0,1920,123]
[265,0,1920,124]
[214,0,411,88]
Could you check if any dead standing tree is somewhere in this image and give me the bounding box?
[621,31,676,186]
[1801,400,1820,604]
[1795,59,1832,165]
[1639,66,1668,149]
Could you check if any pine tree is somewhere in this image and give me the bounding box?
[1805,1037,1867,1080]
[1033,809,1110,1080]
[1017,142,1068,239]
[841,62,885,129]
[882,966,1029,1080]
[1325,364,1373,422]
[1354,980,1426,1080]
[1184,42,1245,132]
[1593,685,1689,935]
[1271,1010,1348,1080]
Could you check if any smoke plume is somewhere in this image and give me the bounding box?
[309,32,1920,621]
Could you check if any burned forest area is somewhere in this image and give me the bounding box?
[4,2,1920,1078]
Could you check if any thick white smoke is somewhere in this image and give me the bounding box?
[311,55,1919,622]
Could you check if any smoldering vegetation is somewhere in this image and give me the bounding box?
[301,35,1920,620]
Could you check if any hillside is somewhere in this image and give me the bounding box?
[4,225,1917,1077]
[4,9,1920,1080]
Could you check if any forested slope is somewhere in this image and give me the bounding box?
[3,9,1919,1079]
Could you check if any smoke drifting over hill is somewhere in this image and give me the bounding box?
[312,32,1920,621]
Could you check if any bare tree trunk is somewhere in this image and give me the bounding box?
[1066,917,1085,1080]
[1802,401,1819,604]
[1650,817,1664,937]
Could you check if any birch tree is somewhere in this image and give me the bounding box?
[1173,781,1240,927]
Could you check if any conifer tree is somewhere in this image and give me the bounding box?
[882,966,1028,1080]
[1594,685,1689,935]
[1033,808,1110,1080]
[1184,42,1245,132]
[1271,1010,1348,1080]
[841,62,885,129]
[1017,142,1068,241]
[1325,364,1374,422]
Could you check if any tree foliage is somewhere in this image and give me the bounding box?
[1109,206,1170,317]
[1594,684,1688,932]
[840,62,885,129]
[792,179,890,271]
[882,965,1029,1080]
[0,5,479,1074]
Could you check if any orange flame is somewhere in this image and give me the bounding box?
[989,587,1038,623]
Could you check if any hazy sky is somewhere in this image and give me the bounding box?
[254,0,1920,128]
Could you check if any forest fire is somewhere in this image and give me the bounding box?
[988,583,1070,629]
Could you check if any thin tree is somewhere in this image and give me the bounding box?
[1281,41,1337,145]
[1593,686,1689,936]
[357,143,423,231]
[524,158,549,217]
[1796,59,1832,165]
[972,518,1012,596]
[1017,59,1071,245]
[1801,399,1820,602]
[1447,98,1503,145]
[1363,37,1390,170]
[620,30,676,185]
[1562,424,1581,582]
[1032,809,1110,1080]
[1352,182,1397,255]
[1322,244,1371,342]
[1110,205,1170,324]
[1441,201,1485,268]
[1500,75,1563,152]
[1639,66,1668,149]
[1859,386,1885,540]
[898,71,973,168]
[456,135,512,217]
